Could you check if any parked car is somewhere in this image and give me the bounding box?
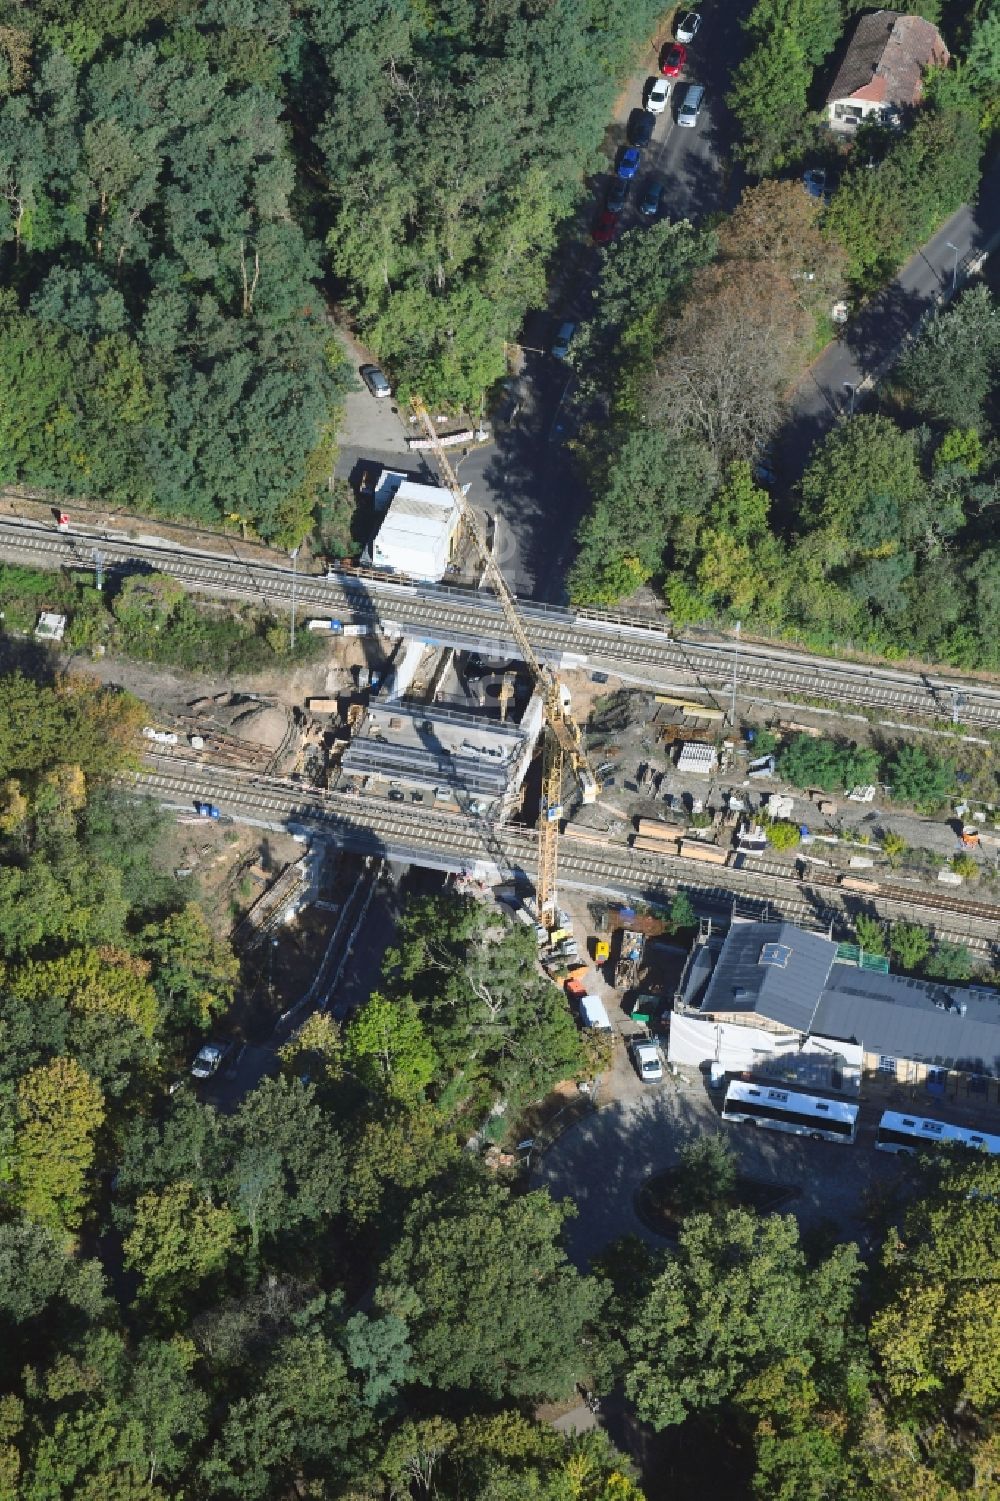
[606,177,629,213]
[660,41,687,76]
[677,83,705,128]
[191,1042,228,1080]
[628,110,655,147]
[675,10,701,43]
[630,1037,664,1083]
[388,788,405,802]
[551,320,577,359]
[639,179,664,218]
[616,145,641,179]
[194,801,220,819]
[803,167,834,199]
[359,363,391,398]
[646,76,671,113]
[592,208,618,243]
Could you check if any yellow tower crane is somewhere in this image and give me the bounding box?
[411,399,599,924]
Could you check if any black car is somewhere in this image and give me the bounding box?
[606,177,629,214]
[628,110,655,148]
[639,179,664,218]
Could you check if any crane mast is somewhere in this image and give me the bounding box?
[411,399,599,922]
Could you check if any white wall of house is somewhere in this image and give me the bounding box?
[829,97,888,132]
[668,1010,863,1093]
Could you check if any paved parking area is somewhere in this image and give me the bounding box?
[533,1070,901,1268]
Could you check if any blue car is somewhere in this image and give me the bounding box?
[616,146,641,180]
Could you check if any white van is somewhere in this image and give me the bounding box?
[580,994,614,1033]
[677,83,705,128]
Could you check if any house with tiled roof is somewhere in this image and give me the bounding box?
[825,10,949,134]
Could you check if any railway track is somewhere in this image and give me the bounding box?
[5,514,1000,727]
[134,758,1000,954]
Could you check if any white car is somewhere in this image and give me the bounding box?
[191,1043,227,1080]
[675,11,701,43]
[631,1037,664,1083]
[646,77,672,114]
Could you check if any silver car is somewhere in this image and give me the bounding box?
[359,363,392,398]
[675,11,701,43]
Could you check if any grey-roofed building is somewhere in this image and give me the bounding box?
[671,915,1000,1105]
[696,919,839,1033]
[816,971,1000,1082]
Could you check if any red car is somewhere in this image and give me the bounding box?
[661,42,686,77]
[591,209,618,243]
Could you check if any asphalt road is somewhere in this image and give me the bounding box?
[533,1073,895,1270]
[335,2,754,601]
[777,152,1000,480]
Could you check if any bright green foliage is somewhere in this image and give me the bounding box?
[889,921,932,972]
[692,463,789,625]
[386,892,585,1114]
[766,819,801,851]
[9,947,159,1039]
[871,1158,1000,1414]
[778,734,880,793]
[625,1210,862,1431]
[379,1414,645,1501]
[0,28,345,541]
[377,1181,603,1399]
[124,1182,237,1317]
[13,1056,105,1238]
[800,415,926,547]
[139,903,238,1033]
[567,222,718,606]
[854,914,887,955]
[729,27,811,176]
[951,853,979,880]
[0,672,142,784]
[935,427,985,474]
[884,743,953,810]
[730,0,843,174]
[825,107,982,292]
[344,992,438,1103]
[319,0,667,406]
[668,891,697,932]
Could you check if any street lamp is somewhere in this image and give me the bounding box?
[268,936,279,1002]
[289,546,299,652]
[730,620,741,730]
[946,241,960,297]
[843,381,856,417]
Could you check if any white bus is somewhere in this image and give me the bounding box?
[875,1111,1000,1157]
[722,1080,859,1144]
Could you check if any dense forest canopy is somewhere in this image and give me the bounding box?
[0,670,997,1497]
[0,0,669,539]
[567,0,1000,673]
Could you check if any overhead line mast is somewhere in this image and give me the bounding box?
[410,399,599,923]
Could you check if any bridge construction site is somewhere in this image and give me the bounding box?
[4,489,1000,966]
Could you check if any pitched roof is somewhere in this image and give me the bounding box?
[826,10,949,111]
[696,919,839,1032]
[815,972,1000,1078]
